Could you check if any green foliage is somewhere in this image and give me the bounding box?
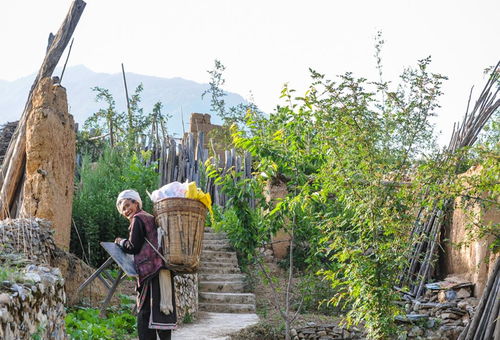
[210,50,451,338]
[294,274,343,316]
[71,148,158,266]
[31,322,46,340]
[0,253,29,284]
[182,312,194,324]
[0,266,23,284]
[65,298,137,340]
[207,166,267,266]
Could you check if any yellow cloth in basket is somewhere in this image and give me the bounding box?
[185,182,213,217]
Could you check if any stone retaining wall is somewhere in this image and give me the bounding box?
[0,264,66,340]
[174,273,198,322]
[287,324,363,340]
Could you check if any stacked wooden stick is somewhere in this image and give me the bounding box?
[399,61,500,299]
[0,0,86,219]
[458,257,500,340]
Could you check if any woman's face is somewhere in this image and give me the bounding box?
[120,199,139,221]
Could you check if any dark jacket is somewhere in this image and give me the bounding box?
[121,210,163,285]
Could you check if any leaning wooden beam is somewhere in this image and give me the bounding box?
[458,257,500,340]
[0,0,86,219]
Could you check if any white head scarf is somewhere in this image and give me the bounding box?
[116,189,143,213]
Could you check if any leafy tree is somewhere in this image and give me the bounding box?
[82,84,167,155]
[85,87,123,148]
[210,52,448,338]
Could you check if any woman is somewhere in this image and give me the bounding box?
[114,189,176,340]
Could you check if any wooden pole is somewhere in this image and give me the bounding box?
[463,257,500,340]
[59,37,75,84]
[121,63,135,150]
[0,0,86,219]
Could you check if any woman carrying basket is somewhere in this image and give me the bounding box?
[114,189,176,340]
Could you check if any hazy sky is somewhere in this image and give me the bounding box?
[1,0,499,144]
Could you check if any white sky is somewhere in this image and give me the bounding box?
[1,0,499,144]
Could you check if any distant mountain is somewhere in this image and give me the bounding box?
[0,65,248,137]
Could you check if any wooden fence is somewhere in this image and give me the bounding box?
[158,131,253,208]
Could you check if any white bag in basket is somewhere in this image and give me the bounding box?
[150,181,187,203]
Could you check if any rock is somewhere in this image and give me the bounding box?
[440,312,462,320]
[438,290,457,302]
[455,288,471,299]
[439,325,464,339]
[408,326,424,337]
[426,318,437,329]
[396,314,429,323]
[24,272,42,283]
[415,302,439,310]
[290,329,297,337]
[0,294,11,306]
[457,297,478,309]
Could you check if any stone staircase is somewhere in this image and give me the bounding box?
[198,228,256,313]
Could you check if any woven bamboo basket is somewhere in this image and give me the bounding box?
[153,197,207,273]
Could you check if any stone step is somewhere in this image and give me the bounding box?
[200,260,239,267]
[203,239,231,245]
[202,250,237,259]
[199,281,245,293]
[200,256,238,264]
[199,302,256,313]
[199,292,256,305]
[199,273,246,282]
[203,232,228,240]
[199,266,241,274]
[202,243,233,252]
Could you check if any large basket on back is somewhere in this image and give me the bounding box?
[153,197,207,273]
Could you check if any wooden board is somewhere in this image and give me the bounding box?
[100,242,138,277]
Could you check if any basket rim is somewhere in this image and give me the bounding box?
[154,197,204,204]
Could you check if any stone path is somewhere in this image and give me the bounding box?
[134,229,260,339]
[172,311,259,339]
[132,312,259,340]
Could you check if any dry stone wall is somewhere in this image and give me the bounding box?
[0,218,107,306]
[0,262,66,339]
[0,218,55,264]
[174,273,198,322]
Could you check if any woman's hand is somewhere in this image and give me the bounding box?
[114,237,124,245]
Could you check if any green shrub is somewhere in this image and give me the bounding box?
[65,294,137,340]
[71,148,158,267]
